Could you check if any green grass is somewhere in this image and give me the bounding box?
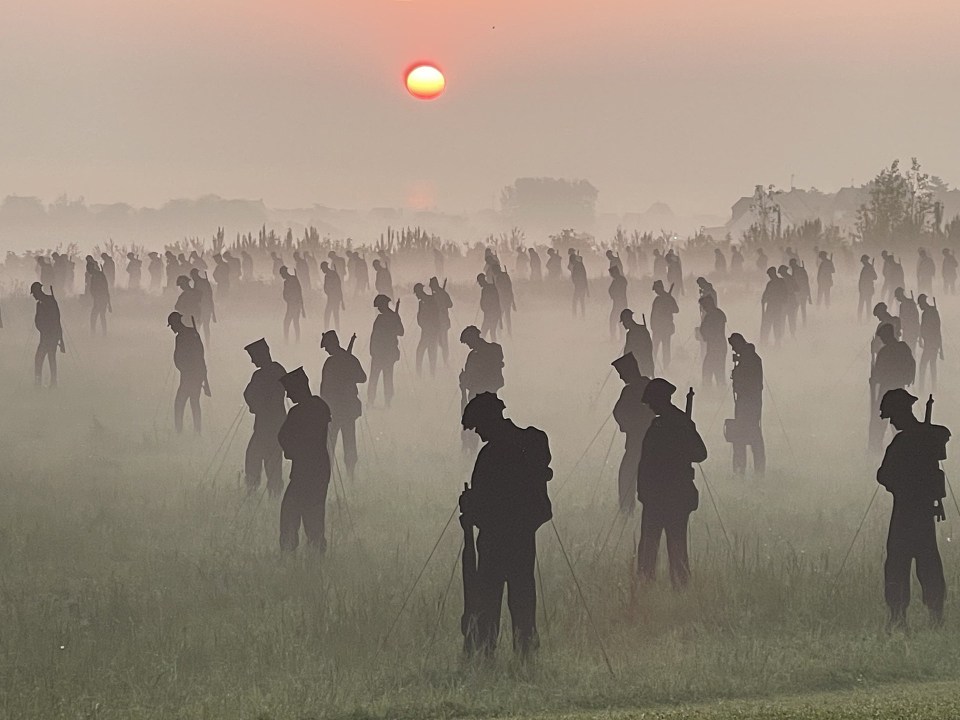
[2,282,960,719]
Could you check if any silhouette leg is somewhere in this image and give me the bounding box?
[264,440,283,497]
[384,363,395,406]
[301,481,329,552]
[505,532,538,656]
[637,505,665,581]
[342,420,358,477]
[914,516,945,620]
[732,442,746,475]
[244,432,263,491]
[665,510,691,589]
[475,530,507,655]
[279,479,304,551]
[174,381,188,433]
[884,508,913,625]
[189,391,202,434]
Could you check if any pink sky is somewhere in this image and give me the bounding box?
[3,0,959,217]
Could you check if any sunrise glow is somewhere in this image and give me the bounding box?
[405,64,446,100]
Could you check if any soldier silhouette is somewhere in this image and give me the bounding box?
[319,331,367,479]
[494,268,517,337]
[731,246,745,274]
[279,266,305,344]
[917,294,942,391]
[788,258,811,326]
[620,309,655,378]
[429,277,453,366]
[894,287,919,353]
[755,248,768,274]
[368,295,404,407]
[100,252,116,289]
[241,249,254,281]
[665,250,684,296]
[528,247,542,282]
[458,393,552,658]
[321,262,344,331]
[212,253,231,298]
[942,249,958,295]
[88,262,112,336]
[760,267,786,346]
[148,252,162,291]
[816,251,835,306]
[459,326,505,454]
[294,251,312,292]
[189,268,216,343]
[373,258,394,299]
[608,265,628,340]
[714,248,727,274]
[858,255,878,322]
[477,274,502,342]
[612,353,653,513]
[278,367,332,552]
[917,248,935,295]
[328,250,347,281]
[727,334,765,476]
[869,323,916,452]
[126,252,142,290]
[31,282,64,387]
[698,295,727,387]
[650,280,679,369]
[174,275,201,325]
[243,339,287,497]
[414,283,441,377]
[168,312,210,434]
[637,379,707,589]
[877,389,948,629]
[545,248,561,281]
[570,254,589,318]
[778,265,800,337]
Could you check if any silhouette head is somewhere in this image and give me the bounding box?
[861,254,871,264]
[280,367,312,404]
[944,248,952,257]
[789,258,799,268]
[372,259,382,270]
[279,265,290,279]
[476,273,487,287]
[373,294,391,310]
[167,312,186,333]
[619,308,635,326]
[293,251,302,260]
[320,261,330,272]
[459,325,482,347]
[818,251,828,259]
[879,388,918,429]
[919,248,927,258]
[127,252,135,260]
[461,392,506,440]
[696,276,708,288]
[699,294,716,311]
[176,275,191,289]
[767,267,778,280]
[652,279,665,293]
[244,338,271,368]
[190,267,201,279]
[413,282,426,298]
[881,250,889,259]
[918,293,930,309]
[612,353,641,383]
[320,330,341,354]
[101,252,109,260]
[894,287,905,302]
[429,277,440,290]
[728,332,748,353]
[30,281,45,299]
[778,264,789,278]
[641,378,677,415]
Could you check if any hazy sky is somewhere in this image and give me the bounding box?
[3,0,959,217]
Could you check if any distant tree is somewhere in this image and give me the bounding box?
[500,177,598,232]
[856,158,937,246]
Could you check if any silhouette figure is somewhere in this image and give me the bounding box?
[612,353,653,513]
[653,248,667,281]
[126,252,142,290]
[164,251,179,292]
[373,258,394,299]
[869,323,916,452]
[877,389,948,629]
[755,248,768,273]
[777,265,800,337]
[293,251,312,291]
[494,268,517,337]
[100,253,116,289]
[328,250,347,281]
[714,248,727,274]
[88,262,111,336]
[650,280,679,369]
[698,295,727,387]
[608,265,628,340]
[727,333,765,476]
[319,331,367,479]
[348,250,370,296]
[515,246,529,279]
[174,275,201,324]
[459,326,505,453]
[31,282,64,387]
[320,262,344,331]
[760,267,786,346]
[477,273,502,341]
[816,251,835,306]
[570,254,589,318]
[696,276,717,308]
[637,379,707,589]
[148,252,162,291]
[429,277,453,366]
[894,287,919,353]
[280,266,305,343]
[858,255,878,322]
[942,249,958,295]
[917,294,942,390]
[528,247,542,282]
[788,258,811,326]
[917,248,935,295]
[243,339,287,497]
[414,282,441,376]
[545,248,561,281]
[241,249,253,281]
[620,309,655,378]
[665,249,684,296]
[212,253,231,298]
[168,312,209,434]
[731,246,745,274]
[458,393,552,658]
[189,268,216,343]
[278,367,332,552]
[368,295,404,407]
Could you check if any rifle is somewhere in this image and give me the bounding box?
[460,482,479,654]
[347,333,357,355]
[685,387,695,418]
[925,394,947,522]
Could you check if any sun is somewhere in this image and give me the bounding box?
[405,64,446,100]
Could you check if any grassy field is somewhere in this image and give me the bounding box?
[2,275,960,719]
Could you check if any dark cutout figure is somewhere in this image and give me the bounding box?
[243,339,287,498]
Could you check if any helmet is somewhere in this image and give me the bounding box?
[459,325,481,343]
[461,392,505,430]
[373,294,391,308]
[641,378,677,405]
[166,312,182,327]
[879,388,917,419]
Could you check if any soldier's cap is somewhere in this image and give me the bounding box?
[461,392,506,429]
[30,281,43,293]
[918,293,929,305]
[167,311,183,327]
[280,366,310,393]
[373,294,391,307]
[460,325,481,342]
[879,388,917,419]
[619,308,634,323]
[611,353,639,376]
[176,275,191,286]
[876,323,896,340]
[652,279,664,290]
[429,276,439,285]
[728,332,747,347]
[320,330,339,348]
[413,282,425,293]
[861,254,870,263]
[641,377,676,405]
[873,302,887,313]
[244,338,269,357]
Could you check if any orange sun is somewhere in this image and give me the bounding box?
[405,64,446,100]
